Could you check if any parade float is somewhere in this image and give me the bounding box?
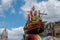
[23,6,47,40]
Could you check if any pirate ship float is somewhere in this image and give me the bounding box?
[23,6,47,40]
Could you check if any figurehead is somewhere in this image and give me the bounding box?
[24,6,47,34]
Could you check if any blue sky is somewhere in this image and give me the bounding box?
[0,0,48,28]
[0,0,27,28]
[0,0,60,40]
[0,0,49,28]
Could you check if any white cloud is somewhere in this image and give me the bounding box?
[0,0,16,17]
[21,0,60,22]
[0,5,5,18]
[21,0,37,11]
[0,27,24,40]
[19,11,23,14]
[2,0,12,9]
[11,8,16,14]
[0,0,13,17]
